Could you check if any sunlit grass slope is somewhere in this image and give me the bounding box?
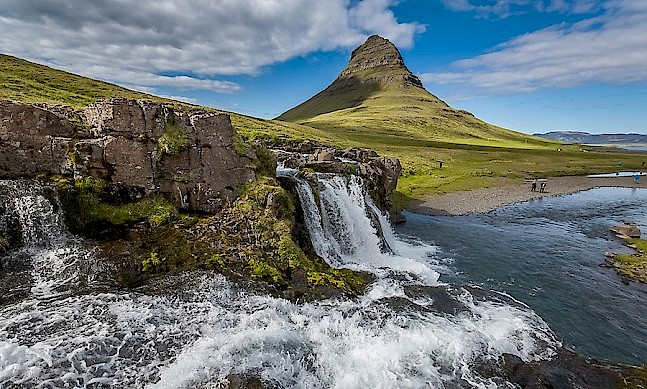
[275,36,646,200]
[0,53,321,143]
[2,52,645,202]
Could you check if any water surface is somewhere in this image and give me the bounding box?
[398,187,647,364]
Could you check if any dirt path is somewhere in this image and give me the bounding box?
[406,175,646,216]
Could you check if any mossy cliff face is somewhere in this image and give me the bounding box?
[1,98,372,299]
[1,98,255,213]
[76,174,370,300]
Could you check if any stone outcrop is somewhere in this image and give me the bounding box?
[280,145,402,210]
[0,99,256,213]
[610,222,641,238]
[337,35,424,89]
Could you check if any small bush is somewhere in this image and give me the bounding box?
[158,121,191,156]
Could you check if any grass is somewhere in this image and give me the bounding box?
[274,58,647,201]
[3,52,646,204]
[612,238,647,283]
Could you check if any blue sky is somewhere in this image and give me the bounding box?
[2,0,646,134]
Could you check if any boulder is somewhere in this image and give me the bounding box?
[311,148,336,162]
[610,222,641,238]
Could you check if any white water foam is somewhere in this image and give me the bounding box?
[1,180,85,299]
[291,173,440,284]
[0,177,559,388]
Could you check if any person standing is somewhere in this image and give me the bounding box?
[540,181,546,193]
[531,180,537,192]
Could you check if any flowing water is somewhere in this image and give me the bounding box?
[398,187,647,365]
[0,175,575,388]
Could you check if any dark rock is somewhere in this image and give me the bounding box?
[225,374,266,389]
[499,349,622,389]
[297,140,315,153]
[0,99,256,213]
[404,285,468,315]
[311,147,336,162]
[0,101,75,178]
[303,161,349,174]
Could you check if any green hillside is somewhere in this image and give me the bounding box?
[278,35,550,149]
[0,53,329,144]
[2,51,645,203]
[276,36,646,200]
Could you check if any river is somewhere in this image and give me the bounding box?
[0,179,644,388]
[398,187,647,365]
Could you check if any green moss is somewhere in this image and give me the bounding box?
[232,132,249,156]
[158,119,191,156]
[248,257,286,285]
[142,252,164,272]
[618,364,647,388]
[0,235,8,252]
[253,147,277,178]
[611,238,647,283]
[57,177,178,230]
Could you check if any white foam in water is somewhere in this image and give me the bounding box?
[294,173,441,284]
[0,177,559,388]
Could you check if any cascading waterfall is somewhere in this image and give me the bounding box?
[280,168,442,284]
[0,180,86,299]
[0,175,559,388]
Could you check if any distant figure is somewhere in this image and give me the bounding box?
[635,174,640,184]
[439,160,443,168]
[642,161,645,167]
[531,180,537,192]
[540,182,546,193]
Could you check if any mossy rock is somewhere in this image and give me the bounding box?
[611,238,647,283]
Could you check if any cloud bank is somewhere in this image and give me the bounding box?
[422,0,647,96]
[1,0,423,96]
[441,0,600,18]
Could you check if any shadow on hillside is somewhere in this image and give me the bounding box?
[278,76,381,120]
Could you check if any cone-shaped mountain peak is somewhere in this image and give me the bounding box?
[337,35,424,88]
[278,35,432,121]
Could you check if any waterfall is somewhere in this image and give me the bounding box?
[279,168,441,284]
[0,174,559,388]
[0,180,65,246]
[0,180,84,299]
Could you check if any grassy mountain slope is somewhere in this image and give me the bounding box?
[276,36,646,199]
[278,35,550,149]
[2,52,645,202]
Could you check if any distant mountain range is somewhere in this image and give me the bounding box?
[535,131,647,145]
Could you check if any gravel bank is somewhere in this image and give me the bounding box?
[406,175,646,216]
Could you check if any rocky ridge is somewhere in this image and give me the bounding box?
[279,142,402,211]
[0,98,255,213]
[337,34,424,88]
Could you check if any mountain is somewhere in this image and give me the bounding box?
[0,53,329,143]
[277,35,545,147]
[535,131,647,145]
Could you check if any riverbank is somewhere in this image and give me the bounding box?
[406,175,646,215]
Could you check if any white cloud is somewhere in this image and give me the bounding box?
[0,0,423,97]
[421,0,647,96]
[441,0,600,18]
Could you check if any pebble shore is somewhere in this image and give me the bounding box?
[407,175,646,216]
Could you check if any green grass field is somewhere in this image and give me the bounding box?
[3,53,645,204]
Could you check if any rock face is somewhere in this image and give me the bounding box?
[338,34,424,89]
[281,145,402,210]
[0,99,255,213]
[610,222,641,238]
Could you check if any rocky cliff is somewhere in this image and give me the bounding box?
[0,98,255,213]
